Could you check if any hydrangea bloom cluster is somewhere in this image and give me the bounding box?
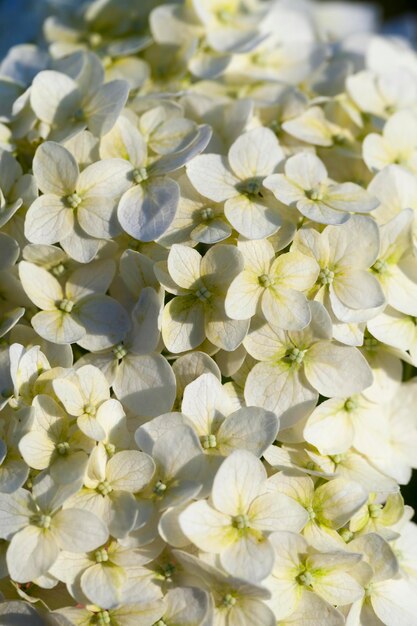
[1,0,417,624]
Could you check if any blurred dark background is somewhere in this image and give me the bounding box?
[0,0,416,514]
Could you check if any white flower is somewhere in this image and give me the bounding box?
[19,259,129,348]
[25,141,131,263]
[292,215,385,327]
[264,152,379,225]
[18,394,93,483]
[0,473,108,582]
[30,55,130,140]
[187,127,285,239]
[157,243,248,352]
[65,442,155,538]
[266,531,363,620]
[225,238,319,329]
[363,110,417,173]
[179,450,308,582]
[244,301,373,427]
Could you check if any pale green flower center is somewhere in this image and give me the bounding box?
[306,186,325,201]
[201,434,217,449]
[105,443,116,456]
[369,503,383,519]
[344,397,358,412]
[32,514,52,529]
[258,273,274,288]
[97,610,111,625]
[232,514,249,530]
[58,299,74,313]
[372,259,388,274]
[154,621,167,626]
[200,207,214,221]
[56,441,70,456]
[97,480,113,496]
[66,193,82,209]
[306,506,316,520]
[133,167,148,184]
[51,263,66,277]
[238,176,263,196]
[330,453,345,465]
[297,570,314,587]
[113,342,128,359]
[73,108,85,122]
[286,347,306,365]
[161,562,176,579]
[88,32,103,47]
[84,403,96,416]
[95,548,109,563]
[153,480,167,495]
[340,528,354,542]
[222,593,237,608]
[217,9,233,22]
[319,267,334,285]
[195,285,212,301]
[364,336,379,351]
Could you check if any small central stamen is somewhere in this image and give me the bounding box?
[97,611,111,625]
[133,167,148,184]
[306,506,316,520]
[56,441,70,456]
[153,480,167,495]
[65,193,82,209]
[297,570,314,587]
[58,299,74,313]
[368,503,383,519]
[201,434,217,449]
[84,403,96,416]
[258,273,274,288]
[95,548,109,563]
[32,514,52,529]
[51,263,66,277]
[97,480,113,496]
[113,343,127,360]
[195,285,211,301]
[238,177,263,196]
[372,259,388,274]
[200,207,214,221]
[286,347,306,365]
[232,514,249,530]
[222,593,237,607]
[319,267,334,285]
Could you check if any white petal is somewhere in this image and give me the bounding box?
[77,158,132,197]
[244,361,318,429]
[106,450,155,492]
[212,450,266,516]
[7,525,59,583]
[30,70,80,126]
[33,142,79,196]
[186,154,239,202]
[304,341,373,397]
[117,178,180,241]
[76,295,129,351]
[113,354,176,417]
[51,508,109,552]
[25,195,74,245]
[31,310,85,344]
[179,500,234,553]
[228,127,284,179]
[81,562,123,609]
[85,79,130,136]
[18,261,63,310]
